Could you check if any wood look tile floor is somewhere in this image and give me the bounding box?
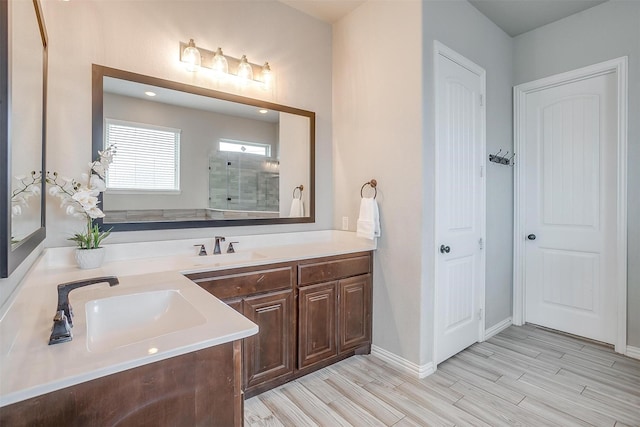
[244,324,640,426]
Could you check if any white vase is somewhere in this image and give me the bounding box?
[75,247,106,270]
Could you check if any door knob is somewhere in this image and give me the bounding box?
[527,234,536,240]
[440,245,451,254]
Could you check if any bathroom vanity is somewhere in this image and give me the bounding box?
[186,250,372,397]
[0,231,375,426]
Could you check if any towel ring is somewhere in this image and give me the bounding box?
[292,184,304,199]
[360,179,377,199]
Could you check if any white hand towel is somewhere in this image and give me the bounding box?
[356,197,381,240]
[289,198,304,217]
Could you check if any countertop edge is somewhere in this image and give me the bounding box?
[0,231,376,407]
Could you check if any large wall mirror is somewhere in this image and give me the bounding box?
[0,0,47,278]
[92,65,315,232]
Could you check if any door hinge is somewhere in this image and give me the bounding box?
[479,94,484,107]
[478,308,483,320]
[479,237,484,250]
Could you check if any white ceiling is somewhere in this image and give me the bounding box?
[278,0,608,36]
[278,0,365,23]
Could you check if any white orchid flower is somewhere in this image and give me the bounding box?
[12,205,22,216]
[29,185,41,195]
[89,175,106,191]
[92,163,107,178]
[72,191,99,210]
[66,205,76,216]
[14,175,27,181]
[48,186,60,196]
[86,207,105,219]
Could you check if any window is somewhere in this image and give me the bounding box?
[219,139,270,156]
[105,119,180,192]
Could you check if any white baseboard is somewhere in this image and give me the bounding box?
[371,345,435,379]
[484,317,512,340]
[626,346,640,360]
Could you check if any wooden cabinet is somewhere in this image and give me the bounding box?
[186,263,296,396]
[297,253,372,370]
[339,274,372,352]
[186,251,373,397]
[0,341,243,427]
[242,290,294,390]
[298,282,337,368]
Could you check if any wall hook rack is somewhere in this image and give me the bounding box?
[489,149,515,166]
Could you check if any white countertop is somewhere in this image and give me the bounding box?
[0,230,376,406]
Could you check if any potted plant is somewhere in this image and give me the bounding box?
[46,146,115,269]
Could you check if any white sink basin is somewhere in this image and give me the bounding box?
[85,290,206,352]
[189,251,266,267]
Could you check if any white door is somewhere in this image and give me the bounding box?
[523,72,618,344]
[434,43,485,365]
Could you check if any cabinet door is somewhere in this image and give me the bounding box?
[243,290,294,389]
[338,274,372,353]
[298,282,337,368]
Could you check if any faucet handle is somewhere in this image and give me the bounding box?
[193,244,207,256]
[227,242,238,253]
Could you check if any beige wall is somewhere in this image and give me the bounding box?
[333,0,514,367]
[41,0,332,247]
[333,0,425,365]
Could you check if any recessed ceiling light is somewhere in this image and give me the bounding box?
[144,91,156,97]
[258,109,268,114]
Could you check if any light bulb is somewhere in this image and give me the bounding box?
[237,55,254,81]
[182,39,201,72]
[261,62,272,89]
[212,47,229,78]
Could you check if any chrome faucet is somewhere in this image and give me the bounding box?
[213,236,226,255]
[55,276,119,327]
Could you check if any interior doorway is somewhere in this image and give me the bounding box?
[513,57,628,352]
[433,41,486,365]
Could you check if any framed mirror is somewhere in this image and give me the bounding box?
[0,0,47,278]
[92,65,315,232]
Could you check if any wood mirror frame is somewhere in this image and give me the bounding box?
[92,65,315,232]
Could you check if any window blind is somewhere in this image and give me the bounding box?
[105,119,180,191]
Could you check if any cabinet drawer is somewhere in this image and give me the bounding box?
[187,265,294,300]
[298,254,371,286]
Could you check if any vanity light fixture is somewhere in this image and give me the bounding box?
[237,55,254,82]
[261,62,272,89]
[258,109,268,114]
[178,41,273,89]
[211,47,229,77]
[144,91,156,97]
[182,39,201,72]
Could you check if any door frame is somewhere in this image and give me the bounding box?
[433,41,487,365]
[513,57,628,353]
